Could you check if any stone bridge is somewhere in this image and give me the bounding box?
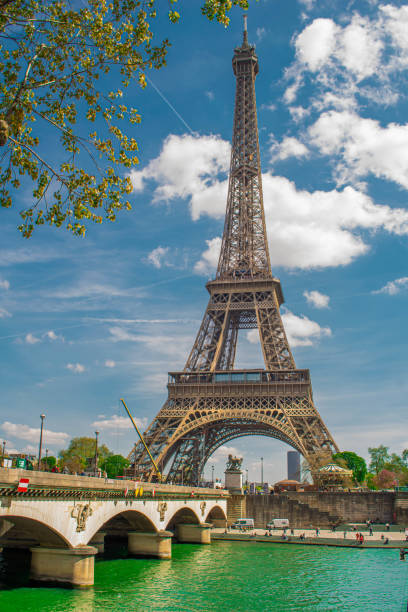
[0,468,228,587]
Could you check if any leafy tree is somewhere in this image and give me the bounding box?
[368,445,390,475]
[332,451,367,484]
[41,455,56,470]
[0,0,249,237]
[59,436,111,472]
[100,453,129,478]
[365,473,377,490]
[373,469,397,490]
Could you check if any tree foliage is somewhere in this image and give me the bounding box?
[0,0,249,237]
[100,453,129,478]
[59,436,111,472]
[368,445,390,474]
[332,451,367,484]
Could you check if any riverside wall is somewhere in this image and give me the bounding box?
[244,492,408,528]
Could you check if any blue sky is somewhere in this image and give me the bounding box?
[1,0,408,483]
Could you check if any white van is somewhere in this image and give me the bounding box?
[231,518,255,530]
[266,518,289,529]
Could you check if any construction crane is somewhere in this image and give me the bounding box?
[120,398,162,482]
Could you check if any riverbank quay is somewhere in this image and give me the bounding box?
[211,527,408,549]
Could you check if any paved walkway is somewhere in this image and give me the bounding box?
[211,527,408,549]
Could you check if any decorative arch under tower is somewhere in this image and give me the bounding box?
[130,22,339,484]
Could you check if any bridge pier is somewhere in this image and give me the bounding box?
[89,531,106,554]
[176,523,211,544]
[30,545,97,587]
[128,531,172,559]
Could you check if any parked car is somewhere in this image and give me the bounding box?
[266,518,289,529]
[231,518,255,530]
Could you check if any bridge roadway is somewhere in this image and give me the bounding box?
[0,468,228,587]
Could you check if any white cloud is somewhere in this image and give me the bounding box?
[49,283,126,300]
[210,445,240,464]
[295,18,339,72]
[109,327,192,361]
[0,307,11,318]
[281,310,331,347]
[270,136,309,162]
[105,359,116,368]
[147,246,170,269]
[44,330,64,342]
[25,333,40,344]
[373,277,408,296]
[0,279,10,290]
[205,90,214,101]
[129,133,230,221]
[309,111,408,189]
[92,414,147,430]
[66,362,85,373]
[194,237,221,275]
[256,27,266,41]
[1,421,69,445]
[131,133,408,271]
[303,290,330,309]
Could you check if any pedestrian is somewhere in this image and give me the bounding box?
[369,526,373,536]
[290,528,294,536]
[359,533,364,545]
[384,537,389,545]
[343,530,347,539]
[315,527,319,537]
[386,522,390,531]
[355,532,360,542]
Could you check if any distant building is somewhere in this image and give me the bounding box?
[287,451,301,481]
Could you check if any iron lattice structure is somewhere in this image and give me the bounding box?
[130,26,338,484]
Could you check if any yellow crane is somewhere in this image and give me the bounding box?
[120,398,162,482]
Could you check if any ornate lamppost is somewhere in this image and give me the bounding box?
[212,464,214,485]
[261,456,264,488]
[38,414,45,470]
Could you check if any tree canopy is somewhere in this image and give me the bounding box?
[59,436,111,472]
[0,0,249,237]
[368,445,390,474]
[332,451,367,484]
[100,453,129,478]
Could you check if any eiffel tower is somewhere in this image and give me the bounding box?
[130,19,339,484]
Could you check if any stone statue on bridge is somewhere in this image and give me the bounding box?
[225,455,243,472]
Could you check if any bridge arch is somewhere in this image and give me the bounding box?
[165,507,200,533]
[205,505,227,525]
[87,507,158,545]
[0,515,71,549]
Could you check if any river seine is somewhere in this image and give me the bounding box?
[0,541,407,611]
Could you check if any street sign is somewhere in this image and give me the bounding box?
[17,478,29,492]
[3,458,12,468]
[16,458,26,469]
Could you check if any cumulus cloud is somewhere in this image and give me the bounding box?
[1,421,69,444]
[281,310,331,347]
[0,279,10,290]
[92,414,147,430]
[105,359,116,368]
[25,333,40,344]
[44,330,64,342]
[129,133,230,220]
[270,137,309,162]
[66,362,85,373]
[373,277,408,295]
[0,307,11,318]
[303,290,330,309]
[210,445,240,464]
[130,133,408,271]
[147,246,170,269]
[194,237,221,275]
[286,6,408,113]
[309,111,408,189]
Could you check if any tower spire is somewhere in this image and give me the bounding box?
[216,18,270,280]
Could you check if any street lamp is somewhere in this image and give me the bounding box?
[94,431,99,476]
[246,468,249,486]
[261,456,264,487]
[212,465,214,485]
[45,448,49,472]
[38,414,45,471]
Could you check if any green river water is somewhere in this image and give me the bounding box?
[0,541,407,611]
